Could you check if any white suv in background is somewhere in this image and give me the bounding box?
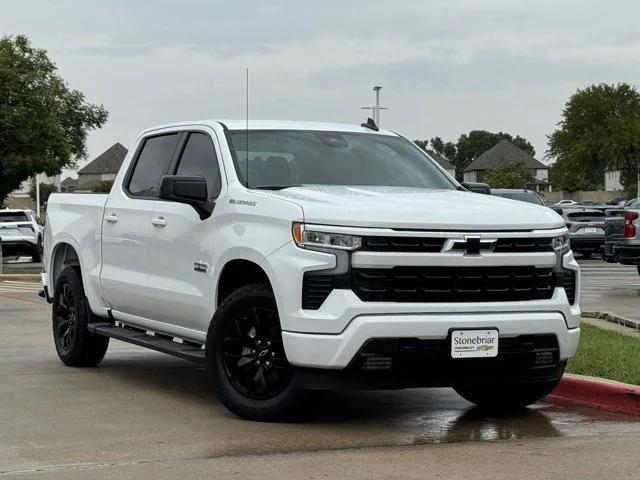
[0,209,44,262]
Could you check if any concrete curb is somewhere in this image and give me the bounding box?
[0,274,41,281]
[583,311,640,331]
[549,373,640,416]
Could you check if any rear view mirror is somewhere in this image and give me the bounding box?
[461,182,491,195]
[159,175,213,219]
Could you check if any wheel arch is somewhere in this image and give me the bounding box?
[215,259,274,307]
[50,241,81,289]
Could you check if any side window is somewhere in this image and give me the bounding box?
[174,132,222,199]
[128,134,179,198]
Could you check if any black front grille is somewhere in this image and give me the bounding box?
[494,237,553,252]
[361,236,445,252]
[352,266,556,303]
[360,236,554,253]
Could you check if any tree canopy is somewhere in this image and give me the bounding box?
[484,161,536,189]
[0,35,108,205]
[416,131,535,180]
[547,83,640,194]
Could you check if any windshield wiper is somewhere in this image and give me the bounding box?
[250,184,303,191]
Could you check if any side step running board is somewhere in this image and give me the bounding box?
[87,322,206,364]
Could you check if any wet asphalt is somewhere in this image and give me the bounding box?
[1,263,640,478]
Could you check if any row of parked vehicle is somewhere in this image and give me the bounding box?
[480,189,640,273]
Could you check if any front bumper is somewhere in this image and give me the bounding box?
[267,241,581,370]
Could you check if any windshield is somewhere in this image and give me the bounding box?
[493,192,544,205]
[226,130,456,190]
[0,212,28,222]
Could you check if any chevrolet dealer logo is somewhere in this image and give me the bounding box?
[443,236,497,255]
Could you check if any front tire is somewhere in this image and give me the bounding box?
[206,283,305,421]
[52,267,109,367]
[454,376,562,410]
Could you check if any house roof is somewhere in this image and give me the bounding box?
[426,150,455,171]
[78,143,128,175]
[60,177,78,187]
[463,140,547,172]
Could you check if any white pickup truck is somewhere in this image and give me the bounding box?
[42,120,581,420]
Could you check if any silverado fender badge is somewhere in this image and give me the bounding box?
[193,261,208,273]
[229,199,257,207]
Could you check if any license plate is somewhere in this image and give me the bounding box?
[451,329,499,358]
[584,227,597,233]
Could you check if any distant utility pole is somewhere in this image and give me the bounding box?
[361,85,388,127]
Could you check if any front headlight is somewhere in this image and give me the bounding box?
[292,222,361,250]
[552,233,570,254]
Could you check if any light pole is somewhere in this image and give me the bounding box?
[35,174,40,217]
[361,85,388,127]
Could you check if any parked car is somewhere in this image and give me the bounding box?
[41,120,580,420]
[602,204,640,274]
[555,200,577,206]
[491,188,545,205]
[0,209,44,262]
[552,207,605,259]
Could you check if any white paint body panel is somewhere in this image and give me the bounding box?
[43,119,580,368]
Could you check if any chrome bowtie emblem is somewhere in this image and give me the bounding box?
[443,236,497,255]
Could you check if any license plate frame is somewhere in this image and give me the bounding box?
[450,329,499,358]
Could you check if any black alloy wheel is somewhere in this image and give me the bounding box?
[220,305,294,400]
[54,282,78,354]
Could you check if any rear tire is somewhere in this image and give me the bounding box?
[52,267,109,367]
[32,238,42,263]
[454,376,563,410]
[581,251,592,259]
[206,283,306,421]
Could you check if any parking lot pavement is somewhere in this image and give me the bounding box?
[578,257,640,322]
[2,289,640,478]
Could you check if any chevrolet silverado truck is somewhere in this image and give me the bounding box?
[42,120,581,420]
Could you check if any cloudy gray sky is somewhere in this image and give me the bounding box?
[3,0,640,176]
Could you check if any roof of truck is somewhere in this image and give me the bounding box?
[143,120,397,136]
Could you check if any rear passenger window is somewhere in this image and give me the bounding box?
[175,132,222,199]
[128,134,179,197]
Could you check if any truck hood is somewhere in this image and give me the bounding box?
[262,186,564,230]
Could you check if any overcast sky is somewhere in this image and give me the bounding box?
[3,0,640,177]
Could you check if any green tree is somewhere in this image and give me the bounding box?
[91,180,114,193]
[28,179,58,205]
[547,83,640,195]
[0,35,108,206]
[414,137,456,160]
[484,161,536,189]
[454,130,535,179]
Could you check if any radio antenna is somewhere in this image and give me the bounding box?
[245,68,250,188]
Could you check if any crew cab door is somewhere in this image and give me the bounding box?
[145,129,224,335]
[100,132,181,319]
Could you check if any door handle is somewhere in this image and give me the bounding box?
[151,216,167,227]
[105,214,118,223]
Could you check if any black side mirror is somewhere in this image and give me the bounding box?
[461,182,491,195]
[159,175,214,219]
